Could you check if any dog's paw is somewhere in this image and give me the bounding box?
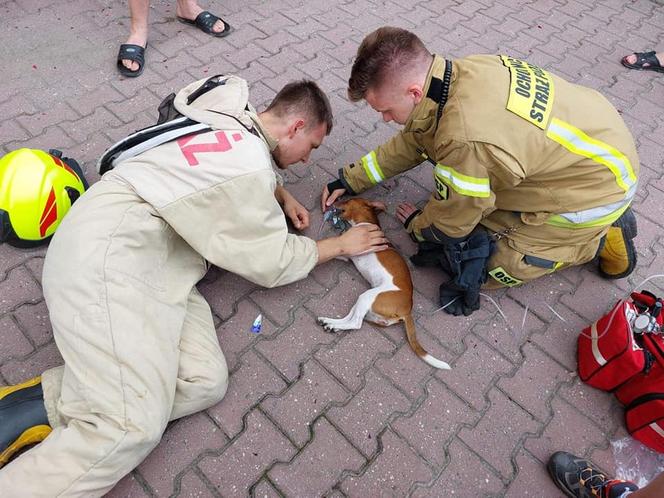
[317,317,340,333]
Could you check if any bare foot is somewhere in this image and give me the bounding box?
[121,32,147,72]
[623,51,664,69]
[176,0,227,34]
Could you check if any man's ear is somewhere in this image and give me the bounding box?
[407,84,424,105]
[288,118,306,138]
[368,200,387,212]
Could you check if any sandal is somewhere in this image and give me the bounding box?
[117,43,146,78]
[177,11,233,38]
[620,51,664,73]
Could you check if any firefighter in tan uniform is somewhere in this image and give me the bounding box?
[0,77,387,497]
[323,27,639,316]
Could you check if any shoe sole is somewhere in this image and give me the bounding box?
[0,424,51,467]
[0,376,50,468]
[0,376,41,399]
[599,208,638,280]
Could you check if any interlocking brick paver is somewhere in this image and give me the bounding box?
[458,389,541,478]
[525,396,610,465]
[392,379,480,467]
[12,301,51,347]
[16,102,80,137]
[215,299,276,371]
[530,305,589,371]
[261,358,348,446]
[473,297,545,363]
[255,309,338,382]
[104,472,151,498]
[313,322,397,392]
[251,272,323,325]
[252,479,281,498]
[411,439,505,497]
[0,342,63,384]
[436,333,514,411]
[23,255,43,284]
[175,471,218,498]
[497,343,573,422]
[138,414,227,496]
[268,417,365,497]
[558,378,623,431]
[199,409,297,495]
[375,340,439,400]
[341,428,435,497]
[207,350,287,438]
[2,0,662,495]
[419,297,496,356]
[327,369,411,456]
[0,315,34,365]
[198,268,258,321]
[0,265,41,314]
[506,449,566,497]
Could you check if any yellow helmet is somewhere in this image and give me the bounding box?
[0,148,88,247]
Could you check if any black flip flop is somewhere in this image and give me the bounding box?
[621,51,664,73]
[177,11,233,38]
[117,43,146,78]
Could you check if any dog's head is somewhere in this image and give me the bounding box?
[335,198,386,226]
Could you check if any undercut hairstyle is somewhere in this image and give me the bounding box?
[265,80,334,135]
[348,27,431,102]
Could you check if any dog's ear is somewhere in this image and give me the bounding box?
[367,200,387,212]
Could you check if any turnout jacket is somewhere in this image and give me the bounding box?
[105,76,318,287]
[338,55,639,262]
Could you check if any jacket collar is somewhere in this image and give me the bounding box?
[247,105,279,152]
[404,55,455,133]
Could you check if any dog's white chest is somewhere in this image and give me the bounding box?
[350,252,396,289]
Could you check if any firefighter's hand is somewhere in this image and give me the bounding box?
[321,186,346,212]
[339,224,388,256]
[396,202,419,224]
[283,195,310,230]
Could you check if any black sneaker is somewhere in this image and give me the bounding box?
[0,376,51,467]
[548,451,638,498]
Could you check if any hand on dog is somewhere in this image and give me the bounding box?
[321,186,346,211]
[340,224,388,256]
[283,196,310,230]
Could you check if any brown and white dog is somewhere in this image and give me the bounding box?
[317,198,451,370]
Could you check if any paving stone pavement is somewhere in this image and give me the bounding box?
[1,0,663,496]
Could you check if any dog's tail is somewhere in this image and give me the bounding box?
[404,315,451,370]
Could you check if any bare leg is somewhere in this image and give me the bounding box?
[121,0,149,71]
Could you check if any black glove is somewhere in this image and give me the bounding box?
[439,282,481,316]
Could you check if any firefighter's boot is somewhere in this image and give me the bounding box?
[598,207,638,279]
[0,376,51,468]
[548,451,638,498]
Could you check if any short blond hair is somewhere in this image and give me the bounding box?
[348,27,431,102]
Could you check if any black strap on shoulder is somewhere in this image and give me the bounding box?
[186,74,226,104]
[425,59,453,129]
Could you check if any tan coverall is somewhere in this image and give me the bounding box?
[337,55,639,288]
[0,77,318,497]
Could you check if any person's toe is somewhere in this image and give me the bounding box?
[624,53,638,65]
[212,18,227,33]
[122,59,139,71]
